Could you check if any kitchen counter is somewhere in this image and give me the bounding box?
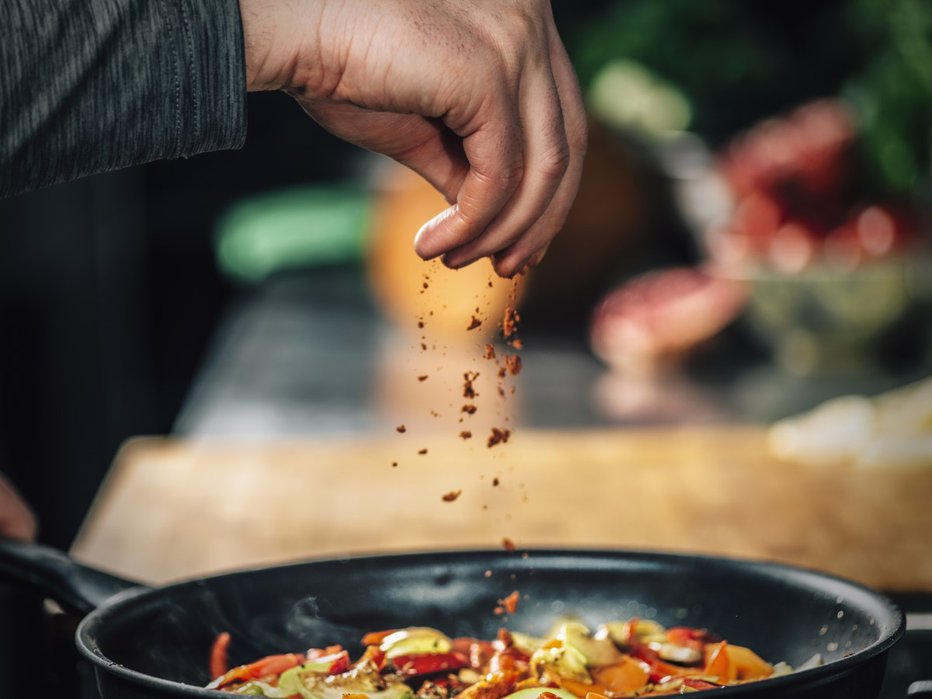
[72,426,932,591]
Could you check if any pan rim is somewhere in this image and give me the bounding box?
[74,547,906,697]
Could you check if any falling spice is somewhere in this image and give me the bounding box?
[420,343,427,351]
[484,569,493,578]
[498,591,520,615]
[417,321,425,329]
[417,375,429,382]
[501,537,516,552]
[497,385,506,398]
[502,306,520,338]
[492,477,500,487]
[483,344,496,360]
[497,367,507,378]
[466,316,482,331]
[417,448,428,455]
[463,371,479,399]
[423,282,429,289]
[442,490,462,502]
[461,404,477,414]
[396,425,407,434]
[504,354,522,376]
[459,430,472,440]
[391,462,398,468]
[487,427,511,448]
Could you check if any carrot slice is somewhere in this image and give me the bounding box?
[703,641,736,681]
[727,644,773,680]
[591,657,651,694]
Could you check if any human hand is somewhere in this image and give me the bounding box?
[0,472,36,541]
[239,0,587,277]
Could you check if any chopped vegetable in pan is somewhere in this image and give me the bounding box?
[207,619,802,697]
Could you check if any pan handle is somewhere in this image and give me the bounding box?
[0,539,145,615]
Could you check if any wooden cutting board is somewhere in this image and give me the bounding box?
[71,427,932,590]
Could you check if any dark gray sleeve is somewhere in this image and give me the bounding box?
[0,0,247,198]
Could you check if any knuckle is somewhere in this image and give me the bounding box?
[453,200,481,232]
[539,142,570,179]
[501,160,525,186]
[479,159,523,191]
[486,6,543,62]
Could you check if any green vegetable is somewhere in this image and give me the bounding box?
[231,681,290,697]
[276,664,414,699]
[530,644,591,684]
[501,689,577,699]
[554,622,622,667]
[379,628,452,660]
[601,620,666,647]
[510,631,544,656]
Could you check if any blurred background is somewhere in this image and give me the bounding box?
[2,0,931,552]
[3,1,932,697]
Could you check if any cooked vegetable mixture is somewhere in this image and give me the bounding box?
[207,619,799,697]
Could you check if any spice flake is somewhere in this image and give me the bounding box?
[487,427,511,448]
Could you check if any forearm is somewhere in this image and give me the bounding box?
[0,0,248,198]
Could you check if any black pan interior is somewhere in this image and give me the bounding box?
[78,550,902,692]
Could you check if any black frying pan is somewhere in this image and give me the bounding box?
[0,541,905,698]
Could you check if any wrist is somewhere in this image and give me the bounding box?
[238,0,323,92]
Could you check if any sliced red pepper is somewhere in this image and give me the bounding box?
[327,650,351,675]
[209,631,231,680]
[391,651,469,676]
[210,653,305,688]
[453,638,495,669]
